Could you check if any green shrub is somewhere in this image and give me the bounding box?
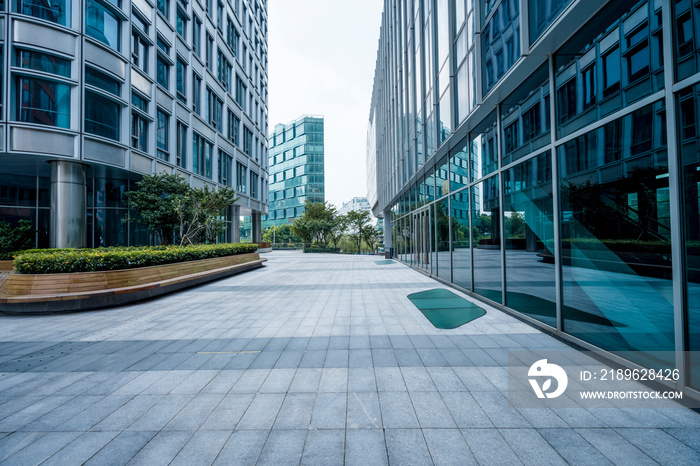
[0,220,36,260]
[13,243,258,274]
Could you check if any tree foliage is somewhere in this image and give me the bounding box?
[346,210,372,254]
[0,220,36,259]
[125,173,237,245]
[124,173,190,244]
[263,224,302,244]
[291,201,342,245]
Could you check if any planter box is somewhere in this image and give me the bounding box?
[0,253,265,314]
[0,260,13,272]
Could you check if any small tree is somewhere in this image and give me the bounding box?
[0,220,35,259]
[175,186,237,245]
[363,224,381,254]
[291,200,338,245]
[346,210,371,254]
[124,173,190,244]
[263,224,302,244]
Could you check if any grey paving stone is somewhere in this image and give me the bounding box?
[288,368,322,393]
[92,395,162,431]
[257,429,307,466]
[169,430,230,466]
[348,349,374,367]
[273,393,315,430]
[299,350,327,368]
[374,367,406,391]
[501,428,567,465]
[347,391,382,429]
[538,428,613,466]
[402,367,438,391]
[410,391,457,428]
[385,428,433,465]
[169,370,219,395]
[664,427,700,452]
[213,429,268,465]
[473,391,531,428]
[18,395,102,432]
[378,391,420,428]
[345,429,388,466]
[347,368,377,392]
[372,348,399,367]
[163,394,224,431]
[0,431,80,465]
[127,395,193,431]
[319,367,348,393]
[237,393,285,430]
[42,432,120,466]
[301,429,345,465]
[575,428,656,466]
[229,369,271,393]
[423,428,478,466]
[462,428,524,466]
[310,392,347,429]
[57,396,131,431]
[0,395,74,431]
[200,370,243,394]
[273,350,304,369]
[84,430,157,466]
[0,432,46,462]
[615,427,700,466]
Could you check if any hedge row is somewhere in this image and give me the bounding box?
[13,243,258,274]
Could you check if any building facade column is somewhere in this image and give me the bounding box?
[383,210,392,258]
[230,205,241,243]
[49,160,87,249]
[251,212,262,244]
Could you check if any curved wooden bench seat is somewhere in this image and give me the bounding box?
[0,253,266,314]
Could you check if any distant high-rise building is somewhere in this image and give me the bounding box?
[367,0,700,398]
[263,115,325,228]
[338,197,373,218]
[0,0,268,247]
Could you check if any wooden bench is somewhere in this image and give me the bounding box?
[0,253,266,314]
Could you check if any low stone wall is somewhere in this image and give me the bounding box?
[0,253,265,314]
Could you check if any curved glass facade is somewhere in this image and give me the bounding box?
[368,0,700,398]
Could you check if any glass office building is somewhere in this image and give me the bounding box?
[263,115,325,228]
[0,0,268,248]
[368,0,700,398]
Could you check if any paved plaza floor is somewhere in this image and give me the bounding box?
[0,251,699,465]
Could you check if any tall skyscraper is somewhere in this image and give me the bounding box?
[0,0,268,247]
[368,0,700,397]
[263,115,325,228]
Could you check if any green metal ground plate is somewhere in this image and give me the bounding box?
[375,260,395,265]
[408,289,486,329]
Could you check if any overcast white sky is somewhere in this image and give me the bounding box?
[268,0,384,209]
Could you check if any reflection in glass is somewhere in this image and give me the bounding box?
[16,77,70,128]
[473,175,502,303]
[529,0,573,45]
[451,189,471,292]
[679,85,700,389]
[436,198,450,280]
[559,100,674,368]
[449,142,469,192]
[472,116,498,179]
[16,0,70,27]
[86,0,120,51]
[85,91,119,140]
[504,152,555,327]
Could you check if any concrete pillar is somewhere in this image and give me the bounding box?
[383,210,392,259]
[251,212,262,244]
[230,205,241,243]
[49,160,87,249]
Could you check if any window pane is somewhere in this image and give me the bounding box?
[17,49,70,77]
[559,100,674,368]
[473,175,502,303]
[85,67,120,95]
[451,189,471,291]
[86,0,120,51]
[504,152,555,326]
[16,77,71,128]
[16,0,70,27]
[85,91,119,140]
